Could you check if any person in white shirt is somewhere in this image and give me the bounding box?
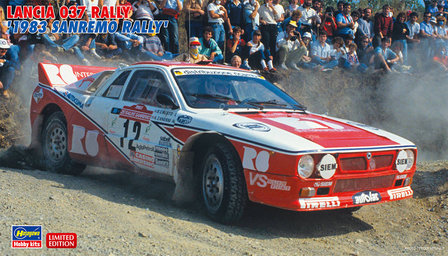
[132,0,159,20]
[258,0,282,59]
[298,0,320,33]
[311,31,338,70]
[276,20,306,70]
[208,0,232,51]
[247,30,276,71]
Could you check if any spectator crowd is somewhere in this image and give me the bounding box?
[0,0,448,98]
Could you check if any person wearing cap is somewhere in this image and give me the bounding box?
[298,31,317,69]
[198,26,224,63]
[174,36,208,63]
[0,38,15,98]
[276,20,306,70]
[420,11,437,57]
[139,31,176,61]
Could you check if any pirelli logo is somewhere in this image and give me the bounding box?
[387,187,413,200]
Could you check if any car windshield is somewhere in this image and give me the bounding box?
[172,68,305,110]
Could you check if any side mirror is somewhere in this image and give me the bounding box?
[156,93,179,109]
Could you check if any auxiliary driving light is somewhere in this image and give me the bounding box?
[300,187,316,197]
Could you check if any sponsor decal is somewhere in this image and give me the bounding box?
[135,143,155,153]
[396,174,407,180]
[119,105,153,124]
[46,233,77,249]
[155,146,169,159]
[233,122,271,132]
[299,197,340,209]
[249,172,291,191]
[314,181,333,187]
[174,69,260,78]
[395,150,408,173]
[155,158,169,167]
[63,91,84,109]
[242,147,270,172]
[388,187,413,200]
[317,154,337,179]
[130,151,154,168]
[70,125,99,157]
[33,88,43,103]
[176,115,193,125]
[153,109,174,123]
[11,225,42,249]
[144,123,152,135]
[159,136,171,147]
[352,190,381,205]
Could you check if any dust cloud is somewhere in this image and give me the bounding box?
[279,70,448,161]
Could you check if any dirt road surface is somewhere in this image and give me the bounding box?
[0,160,447,256]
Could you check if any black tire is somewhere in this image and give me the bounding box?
[41,111,86,175]
[200,142,247,224]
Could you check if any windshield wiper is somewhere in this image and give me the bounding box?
[293,104,307,111]
[192,93,234,102]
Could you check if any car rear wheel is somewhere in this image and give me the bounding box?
[201,142,247,224]
[41,111,85,175]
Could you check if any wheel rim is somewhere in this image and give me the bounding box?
[45,125,67,162]
[202,154,224,213]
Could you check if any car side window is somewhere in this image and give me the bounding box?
[123,70,173,107]
[102,71,131,99]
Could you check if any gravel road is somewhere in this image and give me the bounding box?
[0,160,447,256]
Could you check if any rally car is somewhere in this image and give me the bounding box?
[30,62,417,223]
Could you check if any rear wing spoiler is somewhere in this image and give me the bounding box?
[38,63,116,87]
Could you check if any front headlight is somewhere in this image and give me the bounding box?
[298,155,314,178]
[405,149,415,170]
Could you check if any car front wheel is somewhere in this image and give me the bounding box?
[41,111,85,175]
[201,142,247,224]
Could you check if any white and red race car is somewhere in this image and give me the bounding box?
[30,62,416,223]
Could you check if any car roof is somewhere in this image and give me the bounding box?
[131,61,249,71]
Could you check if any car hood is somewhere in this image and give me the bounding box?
[181,111,415,154]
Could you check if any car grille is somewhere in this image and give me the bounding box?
[339,153,394,172]
[333,175,395,193]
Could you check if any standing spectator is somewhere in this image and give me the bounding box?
[184,0,206,38]
[406,12,421,50]
[435,16,448,48]
[428,0,439,16]
[298,0,320,34]
[285,0,300,19]
[334,1,344,17]
[351,10,360,35]
[312,0,323,22]
[132,0,159,20]
[242,0,259,42]
[226,26,246,62]
[208,0,232,52]
[322,7,337,42]
[199,26,224,63]
[247,30,275,71]
[357,8,374,44]
[258,0,280,59]
[0,39,14,98]
[225,0,245,31]
[80,0,100,20]
[273,0,285,26]
[281,10,302,32]
[374,37,399,72]
[373,4,394,48]
[276,20,306,70]
[336,3,354,40]
[420,12,437,57]
[159,0,183,54]
[310,31,338,70]
[392,12,410,64]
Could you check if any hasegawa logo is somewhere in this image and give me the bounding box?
[46,233,77,248]
[388,187,413,200]
[352,190,381,205]
[11,225,42,248]
[299,197,340,209]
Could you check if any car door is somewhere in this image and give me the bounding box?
[106,69,179,176]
